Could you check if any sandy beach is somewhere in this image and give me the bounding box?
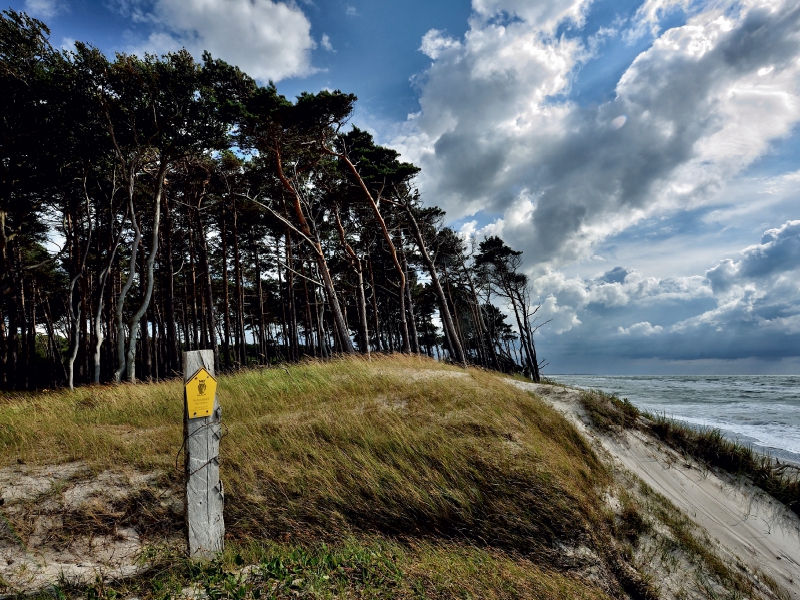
[511,380,800,599]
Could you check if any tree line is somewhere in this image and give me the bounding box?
[0,9,545,390]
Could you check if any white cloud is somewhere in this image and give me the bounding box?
[419,30,461,60]
[626,0,693,40]
[346,5,358,16]
[540,295,582,334]
[472,0,590,34]
[24,0,63,19]
[395,0,800,273]
[392,3,588,222]
[321,33,334,52]
[126,0,315,82]
[618,322,664,335]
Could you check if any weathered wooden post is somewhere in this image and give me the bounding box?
[183,349,224,559]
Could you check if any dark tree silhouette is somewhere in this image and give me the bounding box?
[0,9,545,389]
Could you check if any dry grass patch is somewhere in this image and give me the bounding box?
[1,355,655,597]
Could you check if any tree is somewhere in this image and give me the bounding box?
[397,196,466,364]
[475,236,542,382]
[329,127,420,354]
[240,87,356,353]
[0,9,545,389]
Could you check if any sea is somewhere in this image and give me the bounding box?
[550,375,800,465]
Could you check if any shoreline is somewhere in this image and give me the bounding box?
[718,430,800,468]
[512,379,800,599]
[549,375,800,468]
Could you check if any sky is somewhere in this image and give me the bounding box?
[10,0,800,374]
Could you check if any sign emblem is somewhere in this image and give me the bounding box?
[185,367,217,418]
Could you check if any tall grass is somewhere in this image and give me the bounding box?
[649,414,800,514]
[1,355,656,598]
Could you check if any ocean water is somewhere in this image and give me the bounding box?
[550,375,800,464]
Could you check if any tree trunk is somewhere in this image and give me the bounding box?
[195,207,219,371]
[141,248,151,380]
[332,206,369,356]
[232,202,246,365]
[367,254,383,353]
[285,228,299,361]
[124,162,167,382]
[92,204,125,384]
[273,147,355,353]
[221,202,232,368]
[114,173,144,382]
[507,293,537,382]
[400,245,420,354]
[162,194,180,375]
[300,257,315,358]
[460,259,498,370]
[255,239,267,364]
[402,204,466,364]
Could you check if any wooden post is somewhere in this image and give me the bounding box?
[183,349,224,559]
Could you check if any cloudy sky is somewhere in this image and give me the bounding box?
[12,0,800,374]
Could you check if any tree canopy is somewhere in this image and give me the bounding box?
[0,9,545,389]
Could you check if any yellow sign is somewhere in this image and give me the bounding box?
[185,367,217,419]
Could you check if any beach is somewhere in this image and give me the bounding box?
[553,375,800,465]
[511,379,800,599]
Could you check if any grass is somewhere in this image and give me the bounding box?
[577,390,641,435]
[0,355,657,598]
[648,414,800,517]
[55,539,620,600]
[575,388,800,519]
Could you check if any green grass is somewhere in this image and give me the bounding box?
[0,355,659,598]
[29,538,626,600]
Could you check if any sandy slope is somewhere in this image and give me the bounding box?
[0,464,181,591]
[510,380,800,599]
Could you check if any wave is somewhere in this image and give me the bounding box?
[554,375,800,458]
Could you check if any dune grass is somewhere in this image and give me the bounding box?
[0,355,661,598]
[576,388,800,518]
[648,414,800,516]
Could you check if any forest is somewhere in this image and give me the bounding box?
[0,9,544,390]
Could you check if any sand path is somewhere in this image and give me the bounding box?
[510,380,800,599]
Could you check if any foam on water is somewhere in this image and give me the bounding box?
[552,375,800,463]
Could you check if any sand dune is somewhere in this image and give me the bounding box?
[511,380,800,599]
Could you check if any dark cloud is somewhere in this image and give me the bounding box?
[705,220,800,292]
[739,220,800,278]
[533,220,800,372]
[598,266,631,284]
[705,259,738,294]
[393,0,800,373]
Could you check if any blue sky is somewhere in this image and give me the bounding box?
[11,0,800,374]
